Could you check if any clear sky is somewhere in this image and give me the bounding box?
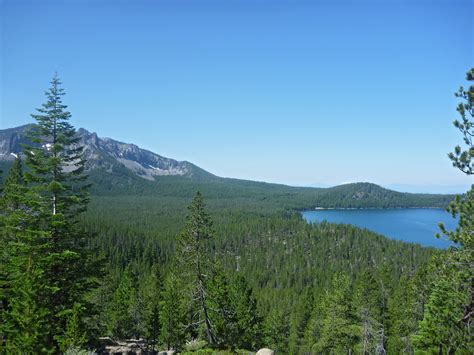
[1,0,473,192]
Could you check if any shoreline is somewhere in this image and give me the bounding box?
[310,206,446,211]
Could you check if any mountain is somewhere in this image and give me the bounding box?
[0,124,212,180]
[0,124,455,209]
[0,124,32,160]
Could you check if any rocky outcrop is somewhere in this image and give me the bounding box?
[76,128,195,180]
[96,337,175,354]
[0,125,211,181]
[256,348,274,355]
[0,124,34,161]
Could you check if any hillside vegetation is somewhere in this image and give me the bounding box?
[1,72,472,354]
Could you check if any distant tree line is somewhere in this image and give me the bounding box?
[0,70,472,353]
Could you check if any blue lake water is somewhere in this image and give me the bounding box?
[301,208,458,248]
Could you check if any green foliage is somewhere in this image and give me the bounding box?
[2,156,24,211]
[386,269,431,353]
[288,288,313,354]
[412,68,474,354]
[313,273,360,354]
[208,268,239,349]
[352,270,387,354]
[160,272,187,350]
[107,265,135,339]
[86,171,454,210]
[0,154,51,352]
[58,303,87,352]
[23,75,89,219]
[3,71,471,353]
[0,75,99,352]
[448,68,474,175]
[142,265,163,349]
[263,307,290,354]
[176,192,218,346]
[2,257,50,354]
[412,255,472,353]
[0,156,27,311]
[231,275,263,351]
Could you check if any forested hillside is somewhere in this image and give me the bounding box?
[0,124,455,212]
[1,72,472,354]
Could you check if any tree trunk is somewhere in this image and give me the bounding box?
[197,258,214,345]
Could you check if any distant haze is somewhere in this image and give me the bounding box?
[384,184,472,195]
[304,183,472,195]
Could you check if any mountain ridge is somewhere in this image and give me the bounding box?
[0,124,214,181]
[0,124,455,209]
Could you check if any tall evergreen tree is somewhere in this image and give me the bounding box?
[412,257,471,353]
[143,264,162,350]
[58,303,87,352]
[2,156,25,211]
[313,273,360,354]
[448,68,474,175]
[0,156,26,311]
[24,74,89,218]
[387,271,429,354]
[160,272,187,351]
[0,155,50,352]
[107,265,135,339]
[353,270,386,354]
[13,74,98,350]
[2,256,49,354]
[288,288,313,354]
[231,274,263,350]
[208,267,239,349]
[176,191,217,346]
[414,68,474,353]
[302,293,326,353]
[263,306,290,354]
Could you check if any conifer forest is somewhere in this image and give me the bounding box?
[0,1,473,354]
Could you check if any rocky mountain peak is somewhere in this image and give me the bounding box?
[0,125,206,180]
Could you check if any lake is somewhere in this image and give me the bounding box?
[301,208,458,248]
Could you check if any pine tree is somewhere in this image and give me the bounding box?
[2,256,49,354]
[148,303,161,352]
[0,155,51,351]
[412,259,471,353]
[301,293,326,353]
[231,274,263,350]
[445,68,473,328]
[2,156,25,211]
[16,74,97,350]
[58,303,87,352]
[448,68,474,175]
[387,266,432,353]
[263,307,290,354]
[176,191,217,346]
[288,288,313,354]
[0,156,26,312]
[23,74,89,219]
[413,67,474,353]
[208,267,239,349]
[160,272,187,351]
[386,274,413,353]
[353,270,385,354]
[314,273,360,354]
[107,266,135,339]
[143,265,162,350]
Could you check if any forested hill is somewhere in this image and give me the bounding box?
[0,124,454,209]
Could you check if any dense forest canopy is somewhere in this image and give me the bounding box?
[0,70,472,354]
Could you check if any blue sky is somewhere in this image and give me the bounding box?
[1,0,472,192]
